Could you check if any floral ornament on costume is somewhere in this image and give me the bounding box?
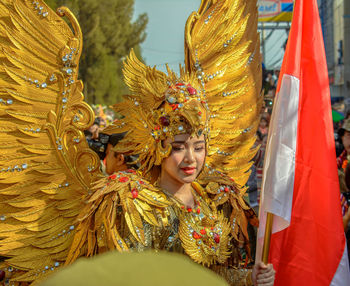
[177,184,232,266]
[178,209,231,266]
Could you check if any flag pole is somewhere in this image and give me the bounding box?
[262,212,274,264]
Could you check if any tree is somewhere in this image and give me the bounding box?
[47,0,148,105]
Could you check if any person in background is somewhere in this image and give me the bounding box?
[337,119,350,172]
[254,130,266,207]
[246,143,259,262]
[85,118,101,140]
[104,133,138,175]
[273,70,280,84]
[258,117,269,139]
[337,119,350,262]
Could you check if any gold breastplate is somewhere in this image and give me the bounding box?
[151,182,232,266]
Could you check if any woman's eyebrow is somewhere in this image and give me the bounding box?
[171,140,205,144]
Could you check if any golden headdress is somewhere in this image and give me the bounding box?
[105,0,262,187]
[104,60,210,174]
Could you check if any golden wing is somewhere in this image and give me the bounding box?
[0,1,100,284]
[66,170,171,264]
[185,0,262,187]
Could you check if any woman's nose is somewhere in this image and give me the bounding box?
[183,147,195,163]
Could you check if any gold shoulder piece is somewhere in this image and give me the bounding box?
[66,170,172,263]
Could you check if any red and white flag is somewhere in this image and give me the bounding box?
[256,0,350,284]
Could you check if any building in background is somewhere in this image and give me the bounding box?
[258,0,293,70]
[345,0,350,100]
[319,0,335,88]
[320,0,350,102]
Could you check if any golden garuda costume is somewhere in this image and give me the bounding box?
[0,0,262,285]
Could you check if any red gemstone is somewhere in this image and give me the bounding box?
[192,231,202,239]
[198,111,202,116]
[196,208,201,214]
[187,86,197,95]
[131,188,138,199]
[213,233,220,243]
[139,180,145,185]
[200,229,206,235]
[176,82,185,87]
[118,177,129,183]
[224,187,230,193]
[159,116,170,126]
[181,205,185,209]
[187,207,192,213]
[126,169,136,174]
[108,174,117,180]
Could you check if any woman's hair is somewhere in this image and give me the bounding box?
[110,132,139,169]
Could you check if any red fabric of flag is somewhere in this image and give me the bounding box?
[258,0,349,284]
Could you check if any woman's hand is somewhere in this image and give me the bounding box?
[252,262,275,286]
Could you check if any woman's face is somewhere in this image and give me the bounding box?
[161,134,206,185]
[342,131,350,153]
[260,118,268,128]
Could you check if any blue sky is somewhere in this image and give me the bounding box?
[134,0,287,71]
[134,0,201,72]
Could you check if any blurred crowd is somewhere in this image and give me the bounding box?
[332,108,350,239]
[246,69,277,214]
[85,104,116,141]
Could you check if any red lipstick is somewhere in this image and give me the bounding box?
[181,167,196,175]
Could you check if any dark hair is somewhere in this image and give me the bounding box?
[339,128,345,139]
[109,132,139,167]
[86,132,126,161]
[256,130,263,141]
[109,132,127,147]
[93,117,102,126]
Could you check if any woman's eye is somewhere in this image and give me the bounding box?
[195,146,205,151]
[172,146,184,151]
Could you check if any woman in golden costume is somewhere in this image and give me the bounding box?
[0,0,275,285]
